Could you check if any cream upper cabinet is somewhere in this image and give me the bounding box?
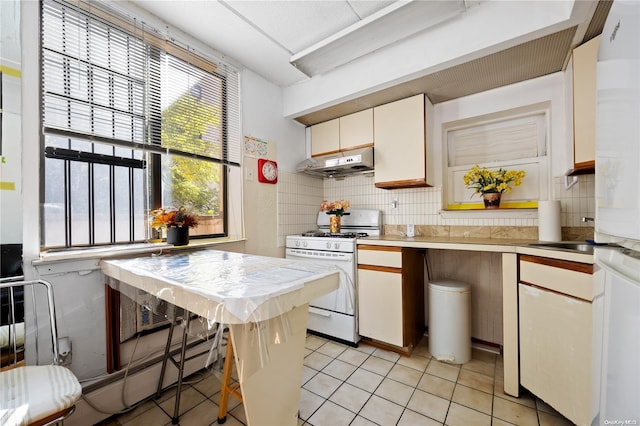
[339,109,373,151]
[571,35,600,174]
[373,94,429,189]
[310,118,340,157]
[310,109,373,157]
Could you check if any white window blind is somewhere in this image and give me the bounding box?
[42,0,147,146]
[445,111,549,209]
[41,0,241,167]
[41,0,240,248]
[447,114,546,167]
[157,55,241,164]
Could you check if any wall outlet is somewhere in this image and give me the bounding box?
[407,224,415,238]
[58,336,72,366]
[245,167,254,181]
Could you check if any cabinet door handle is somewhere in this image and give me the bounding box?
[308,307,331,317]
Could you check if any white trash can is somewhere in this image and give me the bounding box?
[428,280,471,364]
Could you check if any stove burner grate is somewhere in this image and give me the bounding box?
[300,231,369,238]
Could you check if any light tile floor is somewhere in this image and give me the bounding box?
[99,334,574,426]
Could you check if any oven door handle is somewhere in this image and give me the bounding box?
[308,307,331,317]
[286,249,354,261]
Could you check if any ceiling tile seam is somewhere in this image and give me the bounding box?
[218,0,295,56]
[346,0,364,20]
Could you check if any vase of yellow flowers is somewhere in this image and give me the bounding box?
[463,165,526,209]
[150,206,198,245]
[320,199,350,233]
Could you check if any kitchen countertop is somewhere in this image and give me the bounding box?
[357,235,594,263]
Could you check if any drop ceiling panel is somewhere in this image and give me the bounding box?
[347,0,395,19]
[223,0,362,53]
[128,0,608,122]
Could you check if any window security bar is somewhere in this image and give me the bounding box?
[44,146,146,169]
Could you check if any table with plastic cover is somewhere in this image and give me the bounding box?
[101,249,341,426]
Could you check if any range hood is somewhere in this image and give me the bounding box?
[296,147,374,177]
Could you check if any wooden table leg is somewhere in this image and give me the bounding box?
[217,337,243,424]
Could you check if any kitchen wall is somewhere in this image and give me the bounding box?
[0,0,22,245]
[14,2,303,382]
[282,172,593,237]
[241,69,306,257]
[279,71,595,241]
[277,170,324,246]
[10,0,595,394]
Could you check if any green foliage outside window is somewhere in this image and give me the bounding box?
[161,91,222,216]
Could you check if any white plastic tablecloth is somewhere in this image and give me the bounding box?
[101,249,341,426]
[100,248,342,324]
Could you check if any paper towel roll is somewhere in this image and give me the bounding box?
[538,200,562,242]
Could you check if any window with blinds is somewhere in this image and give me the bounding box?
[445,111,549,209]
[41,0,241,248]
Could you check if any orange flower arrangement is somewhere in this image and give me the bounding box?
[320,199,350,217]
[150,206,198,229]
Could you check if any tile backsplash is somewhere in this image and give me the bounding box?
[554,174,595,227]
[277,171,595,243]
[277,171,325,244]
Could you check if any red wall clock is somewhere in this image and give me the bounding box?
[258,159,278,184]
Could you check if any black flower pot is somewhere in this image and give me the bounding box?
[167,226,189,246]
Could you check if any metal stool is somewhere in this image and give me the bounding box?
[155,309,210,424]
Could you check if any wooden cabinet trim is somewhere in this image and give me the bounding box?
[569,160,595,176]
[358,264,402,274]
[401,248,425,347]
[312,143,374,159]
[311,149,341,158]
[342,142,374,151]
[375,179,431,189]
[519,254,593,274]
[358,245,402,252]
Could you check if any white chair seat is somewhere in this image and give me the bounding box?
[0,365,82,426]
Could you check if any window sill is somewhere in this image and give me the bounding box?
[440,208,538,220]
[34,237,246,265]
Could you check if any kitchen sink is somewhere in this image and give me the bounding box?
[526,242,595,254]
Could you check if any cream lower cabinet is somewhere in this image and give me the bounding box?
[357,245,424,353]
[358,268,403,347]
[518,255,594,425]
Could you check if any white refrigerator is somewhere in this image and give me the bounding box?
[592,0,640,423]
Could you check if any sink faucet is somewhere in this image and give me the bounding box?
[582,217,594,223]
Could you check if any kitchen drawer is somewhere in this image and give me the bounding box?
[519,255,594,301]
[357,246,402,269]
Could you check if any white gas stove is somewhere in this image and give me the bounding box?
[285,209,381,345]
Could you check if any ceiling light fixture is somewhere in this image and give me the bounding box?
[290,0,468,77]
